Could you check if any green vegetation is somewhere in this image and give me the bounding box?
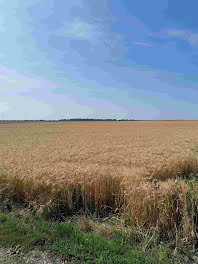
[0,210,152,263]
[0,193,197,264]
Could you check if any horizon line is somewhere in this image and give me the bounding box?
[0,119,198,122]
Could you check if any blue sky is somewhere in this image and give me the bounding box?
[0,0,198,120]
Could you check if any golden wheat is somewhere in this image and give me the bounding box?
[0,121,198,238]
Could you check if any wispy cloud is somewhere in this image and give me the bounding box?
[0,65,54,119]
[132,41,154,47]
[57,17,127,63]
[59,19,102,43]
[0,65,137,120]
[165,29,198,47]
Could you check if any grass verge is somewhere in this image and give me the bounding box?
[0,193,197,264]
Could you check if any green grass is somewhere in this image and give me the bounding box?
[0,188,197,264]
[0,212,153,263]
[0,208,155,264]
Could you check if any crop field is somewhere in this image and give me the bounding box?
[0,121,198,238]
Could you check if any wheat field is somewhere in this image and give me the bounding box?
[0,121,198,238]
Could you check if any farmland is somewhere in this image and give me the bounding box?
[0,121,198,239]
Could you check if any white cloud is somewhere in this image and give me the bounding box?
[1,64,198,120]
[0,65,55,94]
[57,17,127,64]
[132,41,154,47]
[0,65,137,120]
[165,29,198,47]
[0,66,54,119]
[59,19,103,45]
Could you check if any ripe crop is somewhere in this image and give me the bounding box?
[0,121,198,238]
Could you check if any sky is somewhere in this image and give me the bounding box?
[0,0,198,120]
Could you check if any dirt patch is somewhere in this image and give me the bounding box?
[0,248,68,264]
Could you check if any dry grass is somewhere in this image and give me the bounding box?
[0,121,198,239]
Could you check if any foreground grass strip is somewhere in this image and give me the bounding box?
[52,224,152,264]
[0,193,196,264]
[0,210,155,264]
